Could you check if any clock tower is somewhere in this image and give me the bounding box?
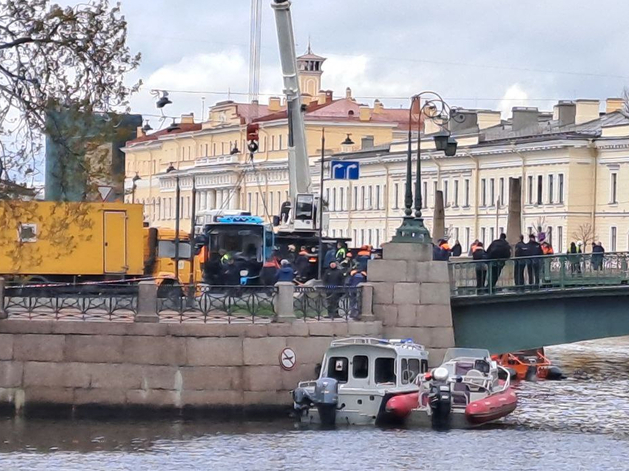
[296,44,326,98]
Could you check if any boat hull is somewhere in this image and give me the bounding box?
[465,388,517,425]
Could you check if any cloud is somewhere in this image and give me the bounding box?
[498,84,530,118]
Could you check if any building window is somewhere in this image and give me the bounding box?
[536,175,543,205]
[375,229,380,248]
[423,181,428,208]
[368,229,372,245]
[454,227,460,242]
[433,182,438,208]
[558,226,563,252]
[499,178,505,206]
[611,227,617,251]
[340,187,345,211]
[464,179,470,207]
[548,175,554,204]
[465,227,470,251]
[559,174,564,203]
[361,186,366,210]
[353,186,358,210]
[247,193,252,212]
[444,180,449,207]
[548,226,553,247]
[481,179,487,207]
[353,229,357,245]
[611,172,618,204]
[454,180,459,207]
[278,134,282,150]
[489,178,495,206]
[271,136,275,151]
[269,192,274,214]
[394,183,399,209]
[360,229,365,246]
[527,176,533,204]
[489,227,495,242]
[481,227,486,246]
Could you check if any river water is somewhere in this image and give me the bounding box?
[2,338,629,471]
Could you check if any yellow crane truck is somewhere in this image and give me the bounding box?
[0,201,200,287]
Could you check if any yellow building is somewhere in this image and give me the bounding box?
[326,98,629,252]
[122,49,408,229]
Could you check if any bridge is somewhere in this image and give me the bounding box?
[448,252,629,353]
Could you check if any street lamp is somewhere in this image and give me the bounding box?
[166,164,181,281]
[392,91,459,244]
[131,173,141,204]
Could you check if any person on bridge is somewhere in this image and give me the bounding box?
[451,240,462,257]
[347,268,367,320]
[514,235,527,288]
[487,233,511,288]
[260,255,280,286]
[469,239,481,256]
[592,242,605,271]
[568,242,582,275]
[525,234,543,286]
[323,261,345,318]
[335,241,348,262]
[323,244,337,271]
[433,239,451,261]
[356,245,371,271]
[223,257,241,286]
[472,241,488,292]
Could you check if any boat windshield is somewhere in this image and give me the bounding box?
[443,348,490,363]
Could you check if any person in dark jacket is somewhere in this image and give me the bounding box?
[294,246,310,282]
[486,233,511,288]
[472,242,488,291]
[451,240,462,257]
[276,259,295,282]
[323,245,337,270]
[260,255,280,286]
[223,258,241,285]
[525,234,543,286]
[323,261,345,318]
[592,242,605,271]
[433,239,451,261]
[347,269,367,319]
[568,241,582,275]
[514,235,527,288]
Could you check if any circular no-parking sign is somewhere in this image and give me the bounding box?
[279,347,296,371]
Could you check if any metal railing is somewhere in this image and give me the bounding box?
[4,284,138,321]
[449,252,629,297]
[293,286,362,320]
[156,285,276,323]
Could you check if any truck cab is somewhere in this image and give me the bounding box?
[143,227,201,287]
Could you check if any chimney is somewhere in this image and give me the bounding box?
[477,110,501,130]
[317,90,327,105]
[606,98,624,114]
[136,126,145,138]
[359,105,371,121]
[555,101,576,127]
[450,110,479,133]
[575,99,600,125]
[325,90,333,104]
[180,113,195,124]
[511,107,539,132]
[373,99,384,114]
[268,96,281,112]
[345,87,352,99]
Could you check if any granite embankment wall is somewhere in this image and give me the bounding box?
[0,320,382,414]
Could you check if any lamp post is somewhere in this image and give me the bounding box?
[392,91,459,244]
[131,173,141,204]
[317,130,354,279]
[166,164,180,281]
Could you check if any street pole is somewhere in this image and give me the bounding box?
[174,175,181,282]
[318,128,325,280]
[188,177,197,302]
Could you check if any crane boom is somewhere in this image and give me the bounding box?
[271,0,312,203]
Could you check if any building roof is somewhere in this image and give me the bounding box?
[127,122,203,146]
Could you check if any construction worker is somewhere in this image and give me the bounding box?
[356,245,371,271]
[347,268,367,320]
[335,241,348,262]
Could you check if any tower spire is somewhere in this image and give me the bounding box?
[307,35,312,54]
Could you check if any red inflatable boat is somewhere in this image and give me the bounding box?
[465,387,518,425]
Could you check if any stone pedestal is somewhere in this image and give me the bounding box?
[358,283,374,321]
[274,282,296,323]
[135,280,159,323]
[369,242,455,367]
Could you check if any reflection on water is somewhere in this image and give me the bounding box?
[2,337,629,471]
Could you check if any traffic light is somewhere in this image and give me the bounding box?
[247,123,259,153]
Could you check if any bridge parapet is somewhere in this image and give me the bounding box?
[449,252,629,299]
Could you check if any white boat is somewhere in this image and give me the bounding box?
[399,348,517,429]
[292,337,429,426]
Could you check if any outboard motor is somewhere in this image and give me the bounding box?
[545,365,565,380]
[428,367,452,426]
[313,377,339,426]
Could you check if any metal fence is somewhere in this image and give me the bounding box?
[293,286,362,320]
[4,284,138,321]
[449,252,629,297]
[156,285,276,323]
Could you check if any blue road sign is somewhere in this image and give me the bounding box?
[330,160,360,180]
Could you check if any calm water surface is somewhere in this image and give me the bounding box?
[2,337,629,471]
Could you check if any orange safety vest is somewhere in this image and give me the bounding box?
[542,245,554,255]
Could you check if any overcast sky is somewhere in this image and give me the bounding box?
[120,0,629,128]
